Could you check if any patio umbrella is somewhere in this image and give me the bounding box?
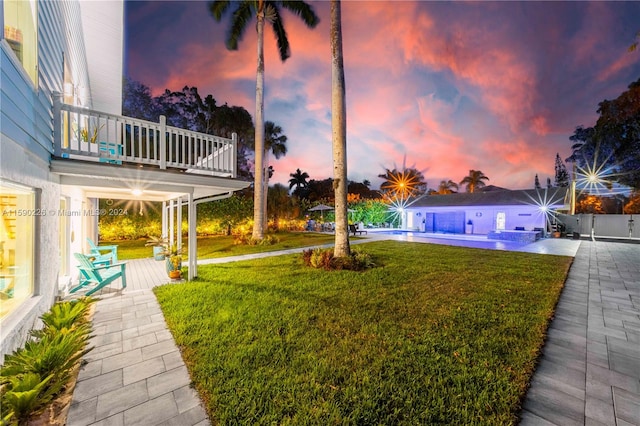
[308,204,334,221]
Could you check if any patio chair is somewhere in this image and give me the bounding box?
[71,253,127,296]
[87,238,118,264]
[349,224,367,236]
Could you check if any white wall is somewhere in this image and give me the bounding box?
[407,205,551,235]
[0,134,61,361]
[80,1,123,114]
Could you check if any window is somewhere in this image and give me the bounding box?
[0,181,35,320]
[3,0,38,86]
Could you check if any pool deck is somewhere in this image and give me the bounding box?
[66,234,639,425]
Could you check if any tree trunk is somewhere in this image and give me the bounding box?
[252,0,266,240]
[331,0,350,257]
[263,150,269,231]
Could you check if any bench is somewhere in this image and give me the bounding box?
[349,224,367,236]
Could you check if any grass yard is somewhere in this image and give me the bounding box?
[154,241,573,425]
[103,232,337,260]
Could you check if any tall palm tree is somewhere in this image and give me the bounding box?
[437,179,459,194]
[263,121,288,223]
[331,0,349,257]
[288,168,309,194]
[460,170,489,193]
[209,0,319,240]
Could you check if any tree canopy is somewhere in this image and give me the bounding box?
[568,78,640,189]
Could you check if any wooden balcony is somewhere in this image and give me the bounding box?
[53,96,237,178]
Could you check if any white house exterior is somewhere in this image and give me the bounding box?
[402,188,570,236]
[0,0,248,360]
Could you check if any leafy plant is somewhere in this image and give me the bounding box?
[1,373,54,423]
[0,298,95,423]
[31,298,93,336]
[79,124,104,143]
[303,248,374,271]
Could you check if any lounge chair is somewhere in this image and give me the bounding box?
[87,238,118,264]
[71,253,127,296]
[349,224,367,236]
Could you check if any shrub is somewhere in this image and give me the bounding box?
[302,248,375,271]
[1,373,54,422]
[234,232,280,246]
[0,298,95,424]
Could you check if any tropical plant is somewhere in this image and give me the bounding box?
[0,299,94,423]
[209,0,319,240]
[378,167,428,199]
[288,168,310,196]
[331,0,350,258]
[262,121,288,222]
[436,179,459,194]
[1,373,54,422]
[35,299,93,333]
[460,169,489,193]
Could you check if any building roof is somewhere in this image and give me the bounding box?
[409,188,570,208]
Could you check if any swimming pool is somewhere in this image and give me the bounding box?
[365,229,580,255]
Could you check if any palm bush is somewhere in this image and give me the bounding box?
[0,298,95,424]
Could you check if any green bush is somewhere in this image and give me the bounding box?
[234,232,280,246]
[0,298,95,424]
[303,248,375,271]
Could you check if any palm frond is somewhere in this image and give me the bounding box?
[227,2,255,51]
[268,4,291,61]
[279,0,320,28]
[208,0,231,21]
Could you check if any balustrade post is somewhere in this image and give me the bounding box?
[53,92,63,156]
[159,115,167,169]
[231,132,238,178]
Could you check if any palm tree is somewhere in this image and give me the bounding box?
[209,0,319,240]
[262,121,288,222]
[436,179,459,194]
[378,168,427,200]
[331,0,349,257]
[288,168,309,194]
[460,170,489,193]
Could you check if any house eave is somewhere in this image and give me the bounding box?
[51,158,250,201]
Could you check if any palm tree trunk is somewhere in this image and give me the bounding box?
[331,0,350,257]
[253,0,266,240]
[263,149,269,229]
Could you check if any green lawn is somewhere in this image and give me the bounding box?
[153,241,573,425]
[103,232,337,260]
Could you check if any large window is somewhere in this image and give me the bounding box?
[3,0,38,86]
[0,181,35,320]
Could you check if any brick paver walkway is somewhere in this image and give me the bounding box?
[521,241,640,425]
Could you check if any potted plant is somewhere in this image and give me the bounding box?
[146,236,167,261]
[145,237,184,279]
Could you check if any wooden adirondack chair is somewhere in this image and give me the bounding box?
[87,238,118,264]
[71,253,127,296]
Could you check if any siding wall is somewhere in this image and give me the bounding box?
[0,0,94,360]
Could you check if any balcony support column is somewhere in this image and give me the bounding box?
[188,193,196,280]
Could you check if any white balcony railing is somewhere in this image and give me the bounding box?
[53,95,237,177]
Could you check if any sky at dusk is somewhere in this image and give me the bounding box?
[125,1,640,191]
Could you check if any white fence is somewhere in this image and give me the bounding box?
[53,97,237,177]
[557,214,639,239]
